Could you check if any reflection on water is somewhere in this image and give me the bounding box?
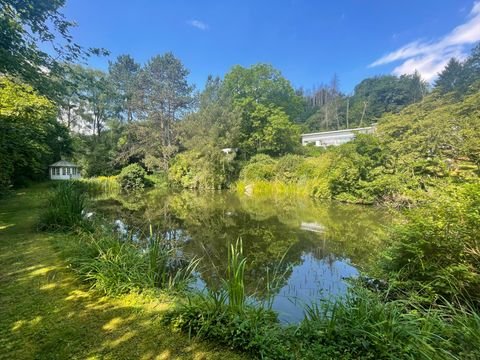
[94,189,391,323]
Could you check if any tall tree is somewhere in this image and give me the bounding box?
[74,67,113,137]
[462,43,480,93]
[0,78,72,190]
[108,54,141,122]
[0,0,106,98]
[138,52,195,147]
[222,63,303,119]
[435,58,465,94]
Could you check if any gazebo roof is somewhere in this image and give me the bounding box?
[49,160,79,167]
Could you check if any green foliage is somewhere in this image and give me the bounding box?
[237,99,300,157]
[302,72,428,132]
[108,54,141,122]
[225,239,247,310]
[384,182,480,304]
[117,163,148,192]
[38,182,86,231]
[239,154,277,181]
[222,63,303,119]
[378,91,480,176]
[274,155,305,182]
[434,44,480,97]
[178,76,241,152]
[60,224,198,296]
[0,78,72,192]
[79,176,120,197]
[0,0,106,98]
[169,148,237,190]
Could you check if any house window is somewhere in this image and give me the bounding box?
[55,168,60,175]
[62,167,66,175]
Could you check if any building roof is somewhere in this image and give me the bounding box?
[301,125,376,137]
[49,160,79,167]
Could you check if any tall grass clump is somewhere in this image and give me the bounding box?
[38,181,86,231]
[298,290,442,359]
[146,226,199,290]
[65,225,199,296]
[79,176,120,197]
[225,238,247,309]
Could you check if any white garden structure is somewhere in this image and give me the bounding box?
[49,160,81,180]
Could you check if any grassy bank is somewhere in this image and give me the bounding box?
[0,183,245,360]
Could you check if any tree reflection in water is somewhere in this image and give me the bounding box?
[94,189,391,322]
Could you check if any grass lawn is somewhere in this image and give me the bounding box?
[0,183,246,360]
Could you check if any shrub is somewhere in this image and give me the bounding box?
[239,154,277,181]
[117,163,148,192]
[274,155,305,182]
[169,148,237,190]
[384,182,480,305]
[38,181,86,231]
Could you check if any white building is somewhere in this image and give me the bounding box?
[301,125,376,147]
[49,160,81,180]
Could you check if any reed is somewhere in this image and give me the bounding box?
[38,181,86,230]
[147,225,200,290]
[79,176,120,197]
[224,238,247,310]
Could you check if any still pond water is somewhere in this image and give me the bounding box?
[95,189,391,323]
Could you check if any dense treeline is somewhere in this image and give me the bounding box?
[1,0,479,196]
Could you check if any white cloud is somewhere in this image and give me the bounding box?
[187,19,209,31]
[370,1,480,81]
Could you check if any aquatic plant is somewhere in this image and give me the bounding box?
[225,238,247,310]
[38,181,86,231]
[79,176,120,197]
[147,226,200,290]
[66,224,199,295]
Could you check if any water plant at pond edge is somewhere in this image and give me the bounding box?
[79,176,120,197]
[383,182,480,306]
[38,181,87,231]
[225,239,247,309]
[147,225,200,289]
[60,224,199,296]
[165,285,480,359]
[164,238,281,356]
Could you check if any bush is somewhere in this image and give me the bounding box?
[239,154,277,181]
[384,182,480,305]
[169,148,237,190]
[117,163,148,192]
[38,181,86,231]
[274,155,305,182]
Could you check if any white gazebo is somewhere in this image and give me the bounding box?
[49,160,81,180]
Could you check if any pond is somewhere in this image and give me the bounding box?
[94,189,391,323]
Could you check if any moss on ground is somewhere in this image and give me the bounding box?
[0,183,246,360]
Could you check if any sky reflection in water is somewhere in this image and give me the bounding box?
[96,190,390,322]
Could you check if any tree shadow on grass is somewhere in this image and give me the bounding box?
[0,189,246,360]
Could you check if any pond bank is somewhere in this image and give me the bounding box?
[0,183,245,360]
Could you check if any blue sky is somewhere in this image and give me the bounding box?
[63,0,480,93]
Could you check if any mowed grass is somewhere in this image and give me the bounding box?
[0,183,246,360]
